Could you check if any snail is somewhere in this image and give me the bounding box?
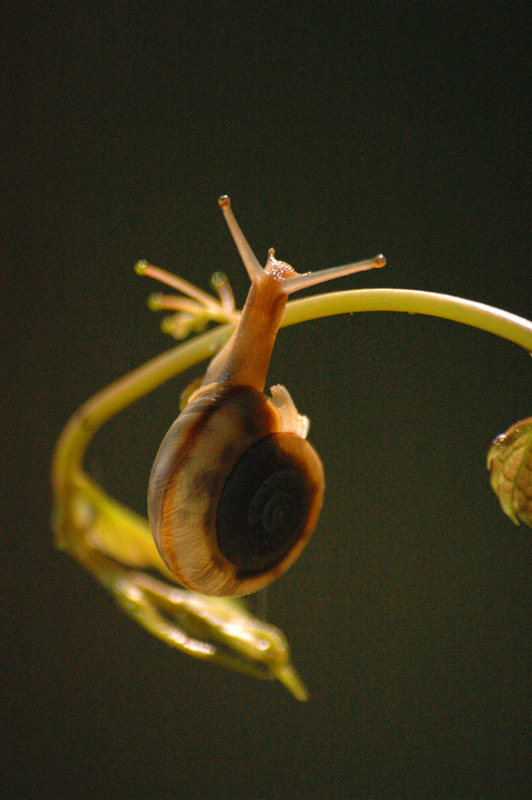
[148,196,385,597]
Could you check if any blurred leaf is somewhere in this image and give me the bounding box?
[488,417,532,526]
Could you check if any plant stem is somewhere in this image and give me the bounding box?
[283,288,532,350]
[52,288,532,495]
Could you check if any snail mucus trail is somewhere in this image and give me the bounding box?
[148,196,385,597]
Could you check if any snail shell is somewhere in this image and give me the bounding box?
[148,382,324,596]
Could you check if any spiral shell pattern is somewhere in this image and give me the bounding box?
[148,382,324,596]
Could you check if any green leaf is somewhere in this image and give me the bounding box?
[488,417,532,527]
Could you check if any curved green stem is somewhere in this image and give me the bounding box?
[51,283,532,700]
[284,288,532,350]
[52,328,229,495]
[52,287,532,497]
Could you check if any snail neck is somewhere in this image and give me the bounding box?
[203,275,288,392]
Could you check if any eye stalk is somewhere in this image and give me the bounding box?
[217,194,385,295]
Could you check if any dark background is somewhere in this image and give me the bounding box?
[3,2,532,799]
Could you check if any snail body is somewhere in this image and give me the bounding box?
[148,197,385,596]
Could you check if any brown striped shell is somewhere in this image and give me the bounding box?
[148,381,324,596]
